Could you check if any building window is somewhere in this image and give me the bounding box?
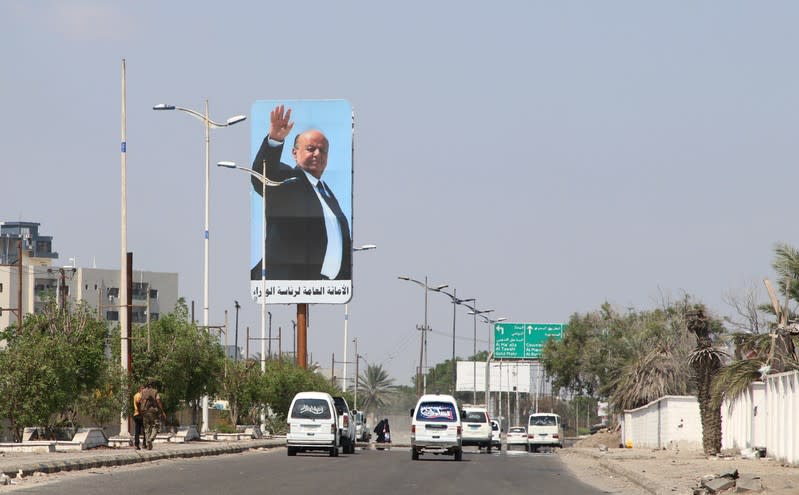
[106,311,119,321]
[0,283,3,293]
[149,289,158,299]
[107,287,119,298]
[151,313,159,321]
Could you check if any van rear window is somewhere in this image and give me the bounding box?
[416,401,457,422]
[530,415,557,426]
[464,411,487,423]
[291,399,332,419]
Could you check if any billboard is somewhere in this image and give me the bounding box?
[249,99,353,304]
[455,361,553,394]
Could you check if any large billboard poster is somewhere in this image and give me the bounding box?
[249,99,353,304]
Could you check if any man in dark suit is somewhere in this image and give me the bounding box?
[250,104,352,281]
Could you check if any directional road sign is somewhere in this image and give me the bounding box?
[493,323,564,359]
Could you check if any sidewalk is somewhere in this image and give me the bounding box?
[0,438,285,481]
[562,446,799,495]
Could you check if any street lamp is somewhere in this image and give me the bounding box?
[467,306,495,403]
[471,312,506,410]
[432,288,474,395]
[398,276,448,396]
[218,160,295,433]
[234,300,240,361]
[342,244,377,391]
[217,161,295,372]
[352,337,365,409]
[153,101,245,433]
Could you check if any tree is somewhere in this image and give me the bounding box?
[0,299,111,441]
[219,358,266,425]
[357,364,396,417]
[124,299,225,426]
[542,297,724,417]
[686,307,725,456]
[262,357,339,421]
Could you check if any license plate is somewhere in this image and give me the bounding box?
[539,433,548,437]
[307,433,315,436]
[469,425,479,429]
[433,435,440,439]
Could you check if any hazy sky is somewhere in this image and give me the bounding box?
[2,1,798,386]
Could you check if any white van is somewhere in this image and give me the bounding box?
[286,391,339,457]
[527,413,564,452]
[410,393,462,461]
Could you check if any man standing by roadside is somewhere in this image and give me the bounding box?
[139,381,166,450]
[133,384,145,450]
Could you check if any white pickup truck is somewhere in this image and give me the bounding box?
[332,396,356,454]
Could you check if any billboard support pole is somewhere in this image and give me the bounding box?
[297,303,308,368]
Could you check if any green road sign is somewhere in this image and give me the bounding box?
[494,323,564,359]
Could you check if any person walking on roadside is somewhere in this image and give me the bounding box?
[133,384,145,450]
[139,381,166,450]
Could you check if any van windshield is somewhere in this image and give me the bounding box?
[416,401,457,422]
[291,399,332,419]
[530,415,557,426]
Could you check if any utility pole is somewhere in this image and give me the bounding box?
[353,338,359,409]
[234,300,240,361]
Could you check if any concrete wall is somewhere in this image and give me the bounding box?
[765,370,799,466]
[721,381,766,451]
[622,395,702,450]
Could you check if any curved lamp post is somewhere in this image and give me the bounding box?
[153,101,245,433]
[342,244,376,391]
[217,161,295,372]
[469,312,506,411]
[466,306,500,402]
[398,276,448,396]
[218,160,295,433]
[431,288,474,395]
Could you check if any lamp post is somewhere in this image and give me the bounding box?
[431,288,474,395]
[342,244,376,391]
[472,313,506,410]
[234,300,240,361]
[398,276,448,396]
[218,160,295,433]
[217,161,295,372]
[467,305,494,402]
[154,101,245,433]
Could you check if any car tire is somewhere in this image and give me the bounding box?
[487,444,492,453]
[287,447,297,456]
[412,449,419,460]
[455,449,463,461]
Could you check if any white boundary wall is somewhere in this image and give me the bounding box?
[721,381,766,451]
[765,370,799,466]
[621,395,702,450]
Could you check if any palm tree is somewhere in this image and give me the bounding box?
[357,364,396,417]
[686,307,725,456]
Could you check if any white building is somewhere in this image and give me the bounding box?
[0,221,178,333]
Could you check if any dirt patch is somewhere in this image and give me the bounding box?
[572,430,622,449]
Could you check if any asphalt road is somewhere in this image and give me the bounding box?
[4,446,611,495]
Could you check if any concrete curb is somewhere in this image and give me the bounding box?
[2,439,284,479]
